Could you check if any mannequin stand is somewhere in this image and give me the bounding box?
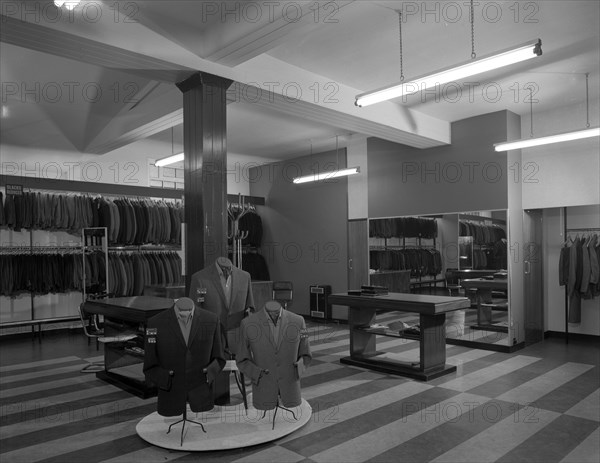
[260,404,298,430]
[167,408,206,446]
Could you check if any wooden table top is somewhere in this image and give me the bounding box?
[329,292,470,315]
[84,296,174,322]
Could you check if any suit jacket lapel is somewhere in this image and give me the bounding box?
[166,308,187,348]
[210,265,228,308]
[258,309,277,349]
[187,311,201,349]
[276,310,289,351]
[228,267,245,311]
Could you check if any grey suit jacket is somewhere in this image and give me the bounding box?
[189,264,254,353]
[236,308,312,410]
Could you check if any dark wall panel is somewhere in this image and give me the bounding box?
[249,150,348,316]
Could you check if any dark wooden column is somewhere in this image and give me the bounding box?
[176,72,233,292]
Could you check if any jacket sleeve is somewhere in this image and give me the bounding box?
[205,321,226,384]
[297,316,312,367]
[142,321,173,391]
[235,319,263,385]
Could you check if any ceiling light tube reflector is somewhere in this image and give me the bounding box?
[155,153,184,167]
[494,127,600,151]
[356,39,542,107]
[293,167,360,184]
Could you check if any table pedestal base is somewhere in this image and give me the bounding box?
[340,356,456,381]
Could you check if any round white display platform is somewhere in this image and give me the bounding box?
[136,398,312,451]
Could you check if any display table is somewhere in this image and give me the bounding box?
[136,397,312,451]
[83,296,174,398]
[460,278,509,332]
[328,293,470,381]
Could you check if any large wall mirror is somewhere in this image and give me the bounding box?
[368,210,509,348]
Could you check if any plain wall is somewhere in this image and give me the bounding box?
[367,111,511,218]
[249,149,349,316]
[521,100,600,209]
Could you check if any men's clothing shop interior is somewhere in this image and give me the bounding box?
[1,1,599,462]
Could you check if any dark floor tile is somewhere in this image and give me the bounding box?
[282,386,459,457]
[368,399,523,462]
[533,367,600,413]
[496,414,600,463]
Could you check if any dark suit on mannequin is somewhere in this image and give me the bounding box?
[189,257,254,405]
[143,298,226,417]
[237,301,312,411]
[189,257,254,355]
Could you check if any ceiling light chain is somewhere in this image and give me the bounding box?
[397,10,404,82]
[585,73,590,129]
[529,86,534,138]
[494,71,599,152]
[470,0,476,59]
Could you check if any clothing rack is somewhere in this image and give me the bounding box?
[459,213,506,225]
[562,205,600,344]
[227,194,252,269]
[0,174,183,199]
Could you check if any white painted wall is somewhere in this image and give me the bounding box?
[346,135,368,220]
[521,100,600,209]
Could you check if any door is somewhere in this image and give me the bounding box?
[523,209,544,344]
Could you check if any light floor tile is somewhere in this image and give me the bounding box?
[436,355,541,392]
[496,362,594,405]
[564,388,600,422]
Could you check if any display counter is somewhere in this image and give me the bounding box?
[460,278,508,332]
[83,296,174,398]
[328,292,470,381]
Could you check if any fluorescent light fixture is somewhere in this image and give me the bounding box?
[155,153,184,167]
[494,127,600,151]
[356,39,542,107]
[54,0,81,9]
[293,167,360,184]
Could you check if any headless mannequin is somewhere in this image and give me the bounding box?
[175,297,195,312]
[174,297,194,340]
[216,257,232,279]
[265,300,282,325]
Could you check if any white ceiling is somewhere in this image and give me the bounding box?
[1,0,599,161]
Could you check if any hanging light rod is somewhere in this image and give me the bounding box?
[293,167,360,184]
[155,153,184,167]
[494,127,600,151]
[355,39,542,107]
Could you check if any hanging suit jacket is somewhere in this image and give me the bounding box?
[189,263,254,354]
[143,307,226,416]
[236,308,312,410]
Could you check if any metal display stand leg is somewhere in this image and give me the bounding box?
[260,404,299,430]
[167,408,206,446]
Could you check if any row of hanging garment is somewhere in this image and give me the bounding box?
[459,220,506,245]
[0,190,183,246]
[459,239,507,270]
[228,209,264,248]
[559,233,600,323]
[0,251,84,297]
[370,217,438,239]
[369,248,442,277]
[228,250,270,281]
[83,251,183,298]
